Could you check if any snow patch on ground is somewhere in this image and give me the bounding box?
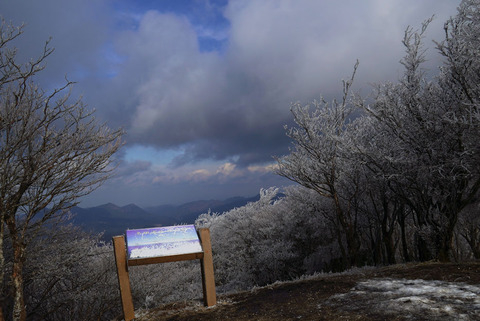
[319,278,480,320]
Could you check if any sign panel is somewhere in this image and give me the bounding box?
[126,225,203,259]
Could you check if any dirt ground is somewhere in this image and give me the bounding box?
[136,262,480,321]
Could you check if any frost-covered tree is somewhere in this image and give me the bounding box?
[279,185,340,273]
[275,63,366,268]
[20,224,120,321]
[276,0,480,265]
[0,20,123,321]
[353,0,480,261]
[196,187,341,290]
[197,188,297,290]
[436,0,480,107]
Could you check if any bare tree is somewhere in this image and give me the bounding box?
[0,19,123,321]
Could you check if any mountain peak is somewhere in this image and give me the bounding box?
[122,203,143,210]
[98,202,120,210]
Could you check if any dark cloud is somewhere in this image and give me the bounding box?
[0,0,461,206]
[169,124,293,168]
[96,0,458,168]
[115,160,152,178]
[1,0,458,168]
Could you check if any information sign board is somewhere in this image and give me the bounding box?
[126,225,203,259]
[114,226,216,321]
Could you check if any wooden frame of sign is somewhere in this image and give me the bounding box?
[113,227,216,321]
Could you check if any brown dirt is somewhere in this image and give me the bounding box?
[137,262,480,321]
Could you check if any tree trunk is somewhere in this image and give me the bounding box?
[399,213,411,262]
[437,214,457,262]
[369,224,382,266]
[345,224,361,267]
[0,215,5,321]
[0,218,5,321]
[333,223,348,269]
[464,227,480,259]
[12,241,26,321]
[6,215,27,321]
[471,236,480,260]
[332,192,361,268]
[416,227,436,262]
[437,237,451,262]
[335,215,360,268]
[382,229,396,265]
[414,209,436,262]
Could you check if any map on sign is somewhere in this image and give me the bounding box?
[126,225,203,259]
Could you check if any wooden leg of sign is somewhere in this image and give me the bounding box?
[113,236,135,321]
[198,228,217,307]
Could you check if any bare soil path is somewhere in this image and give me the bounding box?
[137,262,480,321]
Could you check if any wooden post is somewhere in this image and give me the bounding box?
[113,236,135,321]
[198,228,217,306]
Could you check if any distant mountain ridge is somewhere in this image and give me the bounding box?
[70,195,260,241]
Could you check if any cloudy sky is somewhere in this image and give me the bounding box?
[0,0,460,207]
